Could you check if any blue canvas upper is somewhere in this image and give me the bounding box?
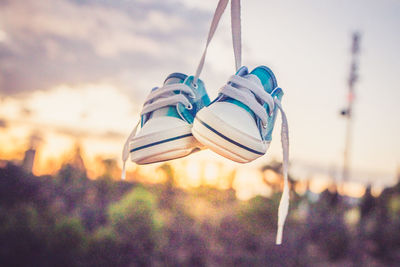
[177,76,210,124]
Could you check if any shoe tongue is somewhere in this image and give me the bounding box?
[151,73,187,119]
[164,73,186,85]
[235,66,249,76]
[250,66,277,93]
[164,77,182,85]
[244,74,263,87]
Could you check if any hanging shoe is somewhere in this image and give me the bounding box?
[192,65,290,244]
[121,0,229,178]
[192,66,284,162]
[121,73,210,177]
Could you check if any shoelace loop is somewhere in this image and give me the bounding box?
[141,83,195,116]
[220,75,275,126]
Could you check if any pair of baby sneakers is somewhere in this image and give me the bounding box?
[122,65,289,244]
[122,65,283,166]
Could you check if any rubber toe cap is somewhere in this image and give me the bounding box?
[206,102,261,140]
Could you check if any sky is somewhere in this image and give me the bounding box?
[0,0,399,194]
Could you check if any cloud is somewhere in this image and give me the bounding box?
[0,0,211,95]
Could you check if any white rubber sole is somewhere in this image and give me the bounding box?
[130,124,202,165]
[192,107,268,163]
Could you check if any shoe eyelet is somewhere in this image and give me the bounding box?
[186,103,193,110]
[192,82,198,89]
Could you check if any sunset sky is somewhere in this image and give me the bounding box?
[0,0,399,196]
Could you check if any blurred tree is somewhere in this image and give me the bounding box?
[99,158,120,180]
[158,163,176,209]
[158,208,207,266]
[367,179,400,263]
[86,226,123,266]
[0,163,41,206]
[1,160,400,266]
[0,205,48,266]
[239,196,277,232]
[108,187,162,266]
[307,191,350,261]
[46,217,86,266]
[56,164,88,213]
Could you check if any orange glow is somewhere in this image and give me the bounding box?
[233,168,271,200]
[0,83,134,177]
[263,169,281,185]
[185,160,202,187]
[371,185,384,197]
[341,181,366,198]
[309,175,332,194]
[294,180,308,195]
[203,162,219,186]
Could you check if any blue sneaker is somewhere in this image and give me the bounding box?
[122,73,210,176]
[192,66,289,244]
[192,66,285,162]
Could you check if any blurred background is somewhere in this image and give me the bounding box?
[0,0,399,266]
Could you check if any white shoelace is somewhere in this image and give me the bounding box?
[121,83,195,180]
[274,98,290,245]
[121,121,139,180]
[220,75,290,245]
[193,0,240,84]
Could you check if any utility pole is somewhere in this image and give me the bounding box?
[340,32,361,182]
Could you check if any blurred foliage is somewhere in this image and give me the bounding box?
[0,162,400,266]
[107,187,162,266]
